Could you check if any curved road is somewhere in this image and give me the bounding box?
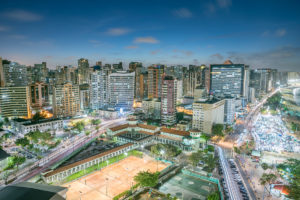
[7,118,126,185]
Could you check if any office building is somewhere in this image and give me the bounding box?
[192,99,225,134]
[108,71,135,111]
[29,62,48,83]
[210,60,245,98]
[0,87,32,118]
[147,65,164,99]
[52,83,80,117]
[161,76,177,125]
[250,69,273,97]
[176,79,183,102]
[79,84,90,111]
[78,58,90,84]
[129,62,142,72]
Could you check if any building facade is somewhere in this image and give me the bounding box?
[161,76,177,125]
[0,87,32,118]
[192,99,225,134]
[147,65,164,99]
[108,71,135,111]
[2,62,28,87]
[52,83,80,117]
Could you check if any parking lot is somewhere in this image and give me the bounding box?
[252,114,300,153]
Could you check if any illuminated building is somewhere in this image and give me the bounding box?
[52,83,80,117]
[29,82,49,110]
[78,58,90,84]
[0,87,32,118]
[108,71,135,111]
[147,65,164,99]
[192,99,225,134]
[161,75,177,125]
[2,62,28,87]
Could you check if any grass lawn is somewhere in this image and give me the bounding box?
[64,150,142,183]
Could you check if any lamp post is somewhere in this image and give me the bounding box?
[106,178,109,196]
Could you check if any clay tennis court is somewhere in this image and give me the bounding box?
[64,155,168,200]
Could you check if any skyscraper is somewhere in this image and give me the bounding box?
[108,71,135,111]
[147,65,164,99]
[210,60,245,98]
[78,58,90,84]
[2,62,28,87]
[0,57,4,87]
[31,62,48,83]
[0,87,32,118]
[161,75,177,126]
[52,83,80,117]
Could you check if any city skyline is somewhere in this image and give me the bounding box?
[0,0,299,71]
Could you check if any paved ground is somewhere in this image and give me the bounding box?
[64,155,168,200]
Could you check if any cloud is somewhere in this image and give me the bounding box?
[205,0,231,15]
[10,34,27,39]
[261,29,287,37]
[3,10,42,21]
[150,50,160,55]
[275,29,286,37]
[227,46,300,71]
[125,45,138,49]
[173,8,193,18]
[210,53,224,60]
[173,49,193,56]
[88,40,102,47]
[106,28,131,36]
[217,0,232,8]
[0,25,9,32]
[134,36,159,44]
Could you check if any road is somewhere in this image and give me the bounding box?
[7,118,126,185]
[217,146,241,200]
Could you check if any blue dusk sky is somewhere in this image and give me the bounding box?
[0,0,300,71]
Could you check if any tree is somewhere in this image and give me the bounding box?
[288,165,300,200]
[212,124,224,136]
[188,150,204,166]
[32,112,46,122]
[200,134,210,147]
[13,156,26,170]
[204,154,216,172]
[134,170,160,187]
[15,137,30,147]
[150,144,180,158]
[261,163,269,171]
[260,173,277,197]
[85,130,91,136]
[4,117,9,125]
[176,112,184,122]
[74,121,85,132]
[91,119,101,125]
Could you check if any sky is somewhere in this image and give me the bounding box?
[0,0,300,71]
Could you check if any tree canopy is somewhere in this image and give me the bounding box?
[212,124,224,136]
[134,170,160,187]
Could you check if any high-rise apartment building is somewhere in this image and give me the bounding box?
[0,57,4,87]
[2,62,28,87]
[112,62,123,71]
[0,87,32,118]
[30,62,48,83]
[78,58,90,84]
[250,69,273,97]
[192,99,225,134]
[129,62,142,72]
[79,84,90,111]
[161,76,177,126]
[52,83,80,117]
[142,98,161,119]
[29,82,49,110]
[224,98,235,124]
[210,60,246,98]
[147,65,164,99]
[108,71,135,111]
[90,68,111,109]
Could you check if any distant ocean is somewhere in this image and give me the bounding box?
[294,88,300,106]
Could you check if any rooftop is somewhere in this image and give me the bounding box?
[160,128,190,137]
[0,182,66,200]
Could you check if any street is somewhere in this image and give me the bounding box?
[7,118,126,185]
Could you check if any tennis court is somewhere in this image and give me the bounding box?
[64,155,168,200]
[159,172,217,200]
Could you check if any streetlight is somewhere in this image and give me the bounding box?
[106,178,109,196]
[106,160,109,167]
[79,191,82,200]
